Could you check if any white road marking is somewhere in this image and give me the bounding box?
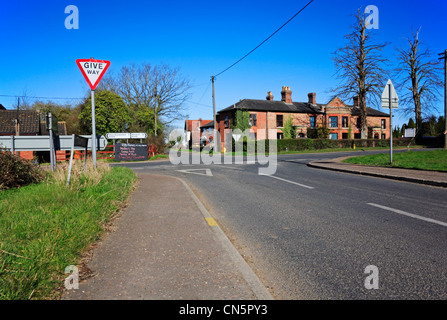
[367,203,447,228]
[176,168,213,176]
[211,165,244,170]
[259,174,314,189]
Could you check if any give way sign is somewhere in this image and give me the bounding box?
[76,58,111,90]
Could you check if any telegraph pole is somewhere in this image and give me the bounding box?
[154,88,158,136]
[439,50,447,149]
[211,76,219,152]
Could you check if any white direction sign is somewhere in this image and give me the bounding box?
[76,59,111,90]
[106,133,131,140]
[130,132,148,139]
[381,79,399,109]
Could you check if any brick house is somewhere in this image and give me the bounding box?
[0,108,67,159]
[184,118,213,148]
[216,86,390,149]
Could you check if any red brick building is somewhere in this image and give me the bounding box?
[216,86,390,149]
[184,118,213,148]
[0,109,68,160]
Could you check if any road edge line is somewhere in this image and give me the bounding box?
[173,176,275,300]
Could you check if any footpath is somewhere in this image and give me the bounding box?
[308,156,447,188]
[62,173,273,300]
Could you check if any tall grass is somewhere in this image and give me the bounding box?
[0,161,137,300]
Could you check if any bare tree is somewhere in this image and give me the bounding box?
[394,28,443,137]
[331,8,390,138]
[99,62,191,134]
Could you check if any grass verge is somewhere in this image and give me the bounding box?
[0,162,137,300]
[343,149,447,172]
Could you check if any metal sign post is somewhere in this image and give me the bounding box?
[67,135,89,185]
[91,90,97,169]
[47,113,55,171]
[389,84,393,164]
[381,79,399,165]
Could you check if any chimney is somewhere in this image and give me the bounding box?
[308,92,316,105]
[353,95,359,107]
[281,86,292,103]
[266,91,274,101]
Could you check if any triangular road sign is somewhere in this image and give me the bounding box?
[76,58,111,90]
[381,79,399,109]
[176,169,213,176]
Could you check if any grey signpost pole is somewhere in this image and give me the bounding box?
[91,90,97,169]
[67,134,75,186]
[10,135,14,154]
[382,80,398,165]
[48,113,55,171]
[389,83,393,165]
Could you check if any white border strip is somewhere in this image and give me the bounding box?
[368,203,447,227]
[259,174,315,189]
[174,176,274,300]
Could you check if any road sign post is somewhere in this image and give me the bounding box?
[91,90,97,168]
[76,58,111,169]
[389,84,393,164]
[381,79,399,165]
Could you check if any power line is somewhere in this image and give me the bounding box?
[213,0,314,78]
[0,94,85,100]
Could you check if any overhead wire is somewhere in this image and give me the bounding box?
[213,0,314,79]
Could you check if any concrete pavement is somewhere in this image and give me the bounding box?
[308,156,447,188]
[62,172,273,300]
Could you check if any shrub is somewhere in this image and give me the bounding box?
[0,150,45,190]
[147,135,166,155]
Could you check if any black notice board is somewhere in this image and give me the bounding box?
[115,143,148,161]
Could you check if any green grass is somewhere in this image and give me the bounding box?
[343,149,447,172]
[0,164,137,300]
[148,154,168,161]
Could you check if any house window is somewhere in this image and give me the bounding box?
[342,116,348,128]
[224,116,229,128]
[381,133,386,140]
[309,116,316,128]
[381,119,386,129]
[276,115,283,128]
[329,133,338,140]
[249,114,257,126]
[329,116,338,128]
[277,132,284,140]
[342,132,348,139]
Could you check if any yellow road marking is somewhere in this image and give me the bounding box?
[205,217,218,226]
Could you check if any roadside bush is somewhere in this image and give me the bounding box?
[0,150,45,190]
[147,135,166,155]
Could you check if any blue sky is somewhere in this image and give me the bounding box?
[0,0,445,129]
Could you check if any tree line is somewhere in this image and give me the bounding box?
[332,8,443,139]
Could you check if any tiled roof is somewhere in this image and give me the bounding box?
[0,110,41,134]
[351,106,390,117]
[218,99,324,114]
[200,121,214,128]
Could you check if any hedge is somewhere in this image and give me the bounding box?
[231,138,418,153]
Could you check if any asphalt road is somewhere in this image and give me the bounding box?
[112,149,447,299]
